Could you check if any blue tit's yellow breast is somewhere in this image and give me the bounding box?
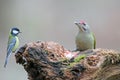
[12,36,19,52]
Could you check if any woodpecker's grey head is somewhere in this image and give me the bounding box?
[74,20,90,33]
[11,27,21,36]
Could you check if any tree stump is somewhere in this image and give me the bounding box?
[15,41,120,80]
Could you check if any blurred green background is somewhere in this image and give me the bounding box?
[0,0,120,80]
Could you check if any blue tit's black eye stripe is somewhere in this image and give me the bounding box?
[12,27,20,32]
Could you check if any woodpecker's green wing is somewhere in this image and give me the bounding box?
[92,32,96,49]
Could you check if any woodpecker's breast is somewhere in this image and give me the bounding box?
[75,32,94,51]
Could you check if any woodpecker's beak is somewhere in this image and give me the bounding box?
[74,21,79,25]
[74,21,84,32]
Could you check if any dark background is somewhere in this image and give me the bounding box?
[0,0,120,80]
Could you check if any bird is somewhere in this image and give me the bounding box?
[74,20,96,51]
[4,27,21,68]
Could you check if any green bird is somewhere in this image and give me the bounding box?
[4,27,21,68]
[74,20,96,51]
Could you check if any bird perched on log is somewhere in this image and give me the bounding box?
[74,20,96,51]
[4,27,21,68]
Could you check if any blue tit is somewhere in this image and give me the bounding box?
[74,20,96,51]
[4,27,21,68]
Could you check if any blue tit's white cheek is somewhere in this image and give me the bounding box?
[12,30,19,34]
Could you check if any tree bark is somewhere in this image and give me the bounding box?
[15,41,120,80]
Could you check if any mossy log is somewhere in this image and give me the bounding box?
[15,41,120,80]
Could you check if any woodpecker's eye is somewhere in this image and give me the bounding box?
[82,23,86,26]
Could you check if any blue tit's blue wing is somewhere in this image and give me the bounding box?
[4,37,16,68]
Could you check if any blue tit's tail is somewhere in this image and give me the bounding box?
[4,51,12,68]
[4,56,9,68]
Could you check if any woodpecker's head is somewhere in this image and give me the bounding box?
[74,20,90,33]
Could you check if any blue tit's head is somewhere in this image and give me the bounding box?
[11,27,21,36]
[74,20,90,33]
